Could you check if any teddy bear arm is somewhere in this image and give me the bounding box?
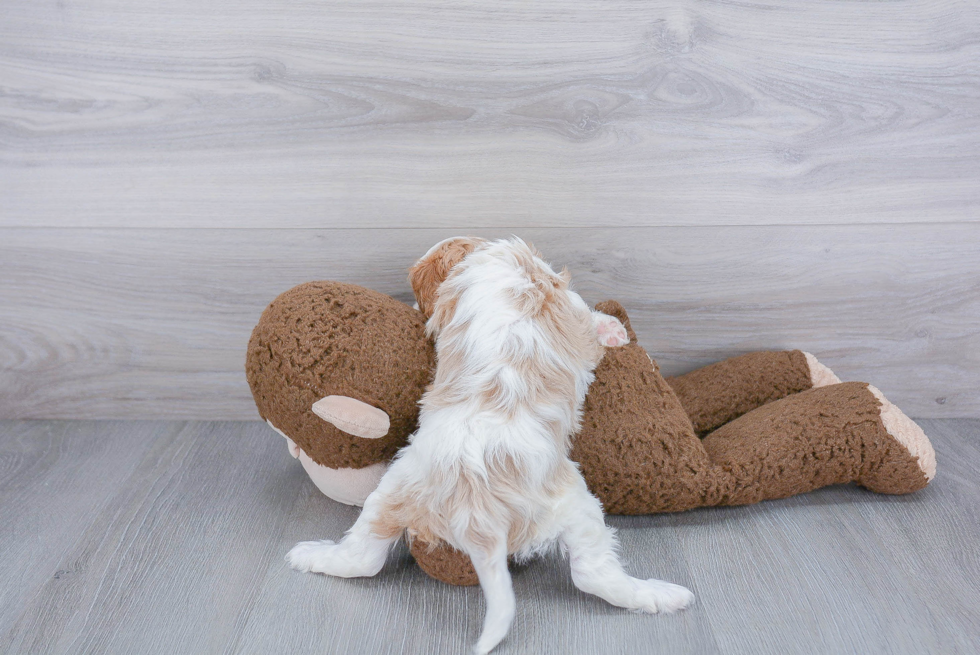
[666,350,840,436]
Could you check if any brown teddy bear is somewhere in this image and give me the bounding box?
[246,281,435,507]
[246,282,936,586]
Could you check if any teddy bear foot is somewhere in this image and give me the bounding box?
[860,385,937,492]
[801,352,842,388]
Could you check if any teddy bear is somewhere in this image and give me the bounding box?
[246,281,936,586]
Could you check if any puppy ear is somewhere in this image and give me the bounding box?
[409,237,485,318]
[559,266,572,286]
[427,283,462,338]
[515,260,568,317]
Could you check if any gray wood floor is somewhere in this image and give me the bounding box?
[1,420,977,654]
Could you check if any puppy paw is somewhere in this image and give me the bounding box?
[286,539,338,574]
[287,539,388,578]
[595,314,629,347]
[631,579,695,614]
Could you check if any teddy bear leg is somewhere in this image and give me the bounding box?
[666,350,841,436]
[700,382,935,507]
[861,385,937,492]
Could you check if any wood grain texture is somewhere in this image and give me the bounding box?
[0,421,167,636]
[1,0,978,228]
[1,421,303,654]
[1,419,978,654]
[2,225,978,419]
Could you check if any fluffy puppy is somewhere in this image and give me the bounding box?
[287,237,694,653]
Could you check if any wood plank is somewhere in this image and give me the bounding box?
[664,418,980,654]
[3,419,977,654]
[1,0,977,228]
[0,421,168,636]
[2,225,977,419]
[0,421,305,654]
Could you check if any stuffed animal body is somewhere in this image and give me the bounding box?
[246,282,936,586]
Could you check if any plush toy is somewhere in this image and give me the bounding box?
[246,281,434,506]
[246,281,936,587]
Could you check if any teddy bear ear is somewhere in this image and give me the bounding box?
[594,300,637,343]
[312,396,391,439]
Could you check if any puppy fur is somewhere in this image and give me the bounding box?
[287,237,693,654]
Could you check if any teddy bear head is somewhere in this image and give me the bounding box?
[245,281,435,504]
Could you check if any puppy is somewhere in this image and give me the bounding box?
[287,237,694,653]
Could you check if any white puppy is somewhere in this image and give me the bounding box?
[287,237,693,653]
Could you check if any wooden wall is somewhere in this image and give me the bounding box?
[1,0,978,419]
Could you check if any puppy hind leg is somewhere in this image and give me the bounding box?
[286,467,406,577]
[469,542,516,655]
[558,482,694,614]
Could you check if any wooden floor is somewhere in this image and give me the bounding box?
[1,419,977,654]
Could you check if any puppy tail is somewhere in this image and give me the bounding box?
[468,541,516,655]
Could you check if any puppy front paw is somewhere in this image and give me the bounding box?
[286,539,337,573]
[632,579,695,614]
[595,314,630,347]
